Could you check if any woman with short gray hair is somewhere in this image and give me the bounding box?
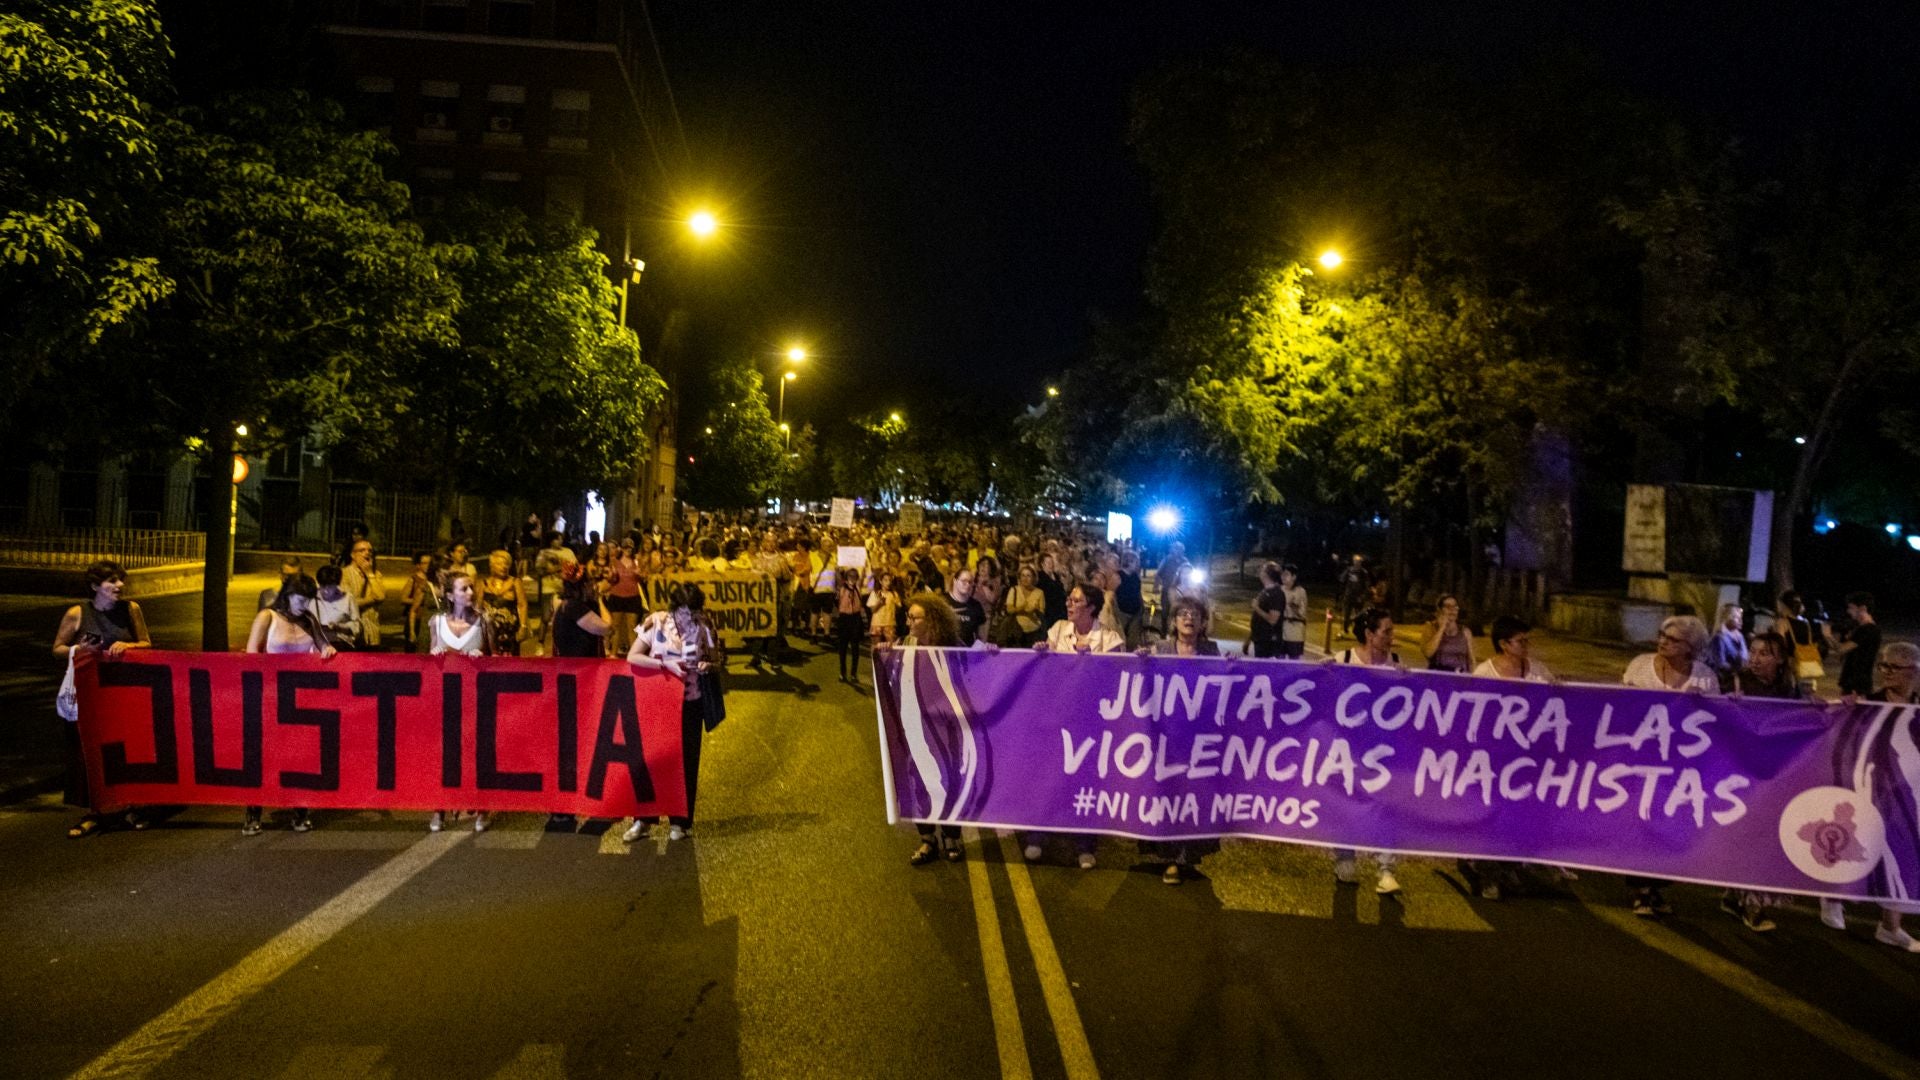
[1622,615,1719,694]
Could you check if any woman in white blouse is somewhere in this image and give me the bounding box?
[1030,584,1125,868]
[428,573,495,834]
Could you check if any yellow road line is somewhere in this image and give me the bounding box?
[962,826,1034,1080]
[995,831,1101,1080]
[68,832,470,1080]
[1591,905,1920,1080]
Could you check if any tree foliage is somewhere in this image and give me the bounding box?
[0,0,175,406]
[681,353,784,508]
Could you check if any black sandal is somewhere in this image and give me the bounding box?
[68,816,101,839]
[943,839,965,863]
[910,841,939,866]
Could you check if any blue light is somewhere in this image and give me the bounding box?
[1908,536,1920,553]
[1813,518,1836,535]
[1146,505,1181,535]
[1888,523,1903,538]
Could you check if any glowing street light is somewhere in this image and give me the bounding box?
[778,369,799,426]
[1318,248,1344,270]
[688,210,718,238]
[1146,504,1182,535]
[786,346,807,363]
[889,412,903,423]
[1046,386,1059,398]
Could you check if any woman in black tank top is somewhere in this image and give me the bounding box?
[52,561,151,838]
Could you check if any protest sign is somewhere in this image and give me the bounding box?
[874,648,1920,901]
[837,545,868,569]
[646,570,779,646]
[898,503,924,533]
[76,652,686,817]
[829,498,855,528]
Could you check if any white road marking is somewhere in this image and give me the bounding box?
[1591,904,1920,1080]
[66,831,470,1080]
[995,831,1101,1080]
[962,826,1033,1079]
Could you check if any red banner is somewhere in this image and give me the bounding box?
[75,651,687,818]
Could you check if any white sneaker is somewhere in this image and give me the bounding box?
[1024,843,1043,861]
[1875,926,1920,952]
[668,825,687,841]
[472,813,491,833]
[1821,898,1847,930]
[620,819,647,843]
[1376,870,1402,895]
[1078,853,1097,870]
[1333,858,1357,884]
[428,812,444,833]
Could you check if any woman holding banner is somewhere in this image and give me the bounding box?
[1329,607,1405,895]
[428,573,497,834]
[1619,614,1718,917]
[1818,640,1920,951]
[1030,585,1127,869]
[242,574,333,836]
[1141,596,1222,883]
[887,593,966,865]
[624,584,719,844]
[53,560,152,838]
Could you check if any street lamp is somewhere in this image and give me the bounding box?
[778,369,798,425]
[1318,248,1344,270]
[1046,386,1060,398]
[889,411,903,423]
[787,345,807,363]
[779,421,791,446]
[688,210,718,238]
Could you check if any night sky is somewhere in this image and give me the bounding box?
[645,1,1920,415]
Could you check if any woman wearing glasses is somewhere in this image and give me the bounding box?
[1619,615,1718,917]
[1818,641,1920,951]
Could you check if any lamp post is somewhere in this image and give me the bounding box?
[778,370,798,426]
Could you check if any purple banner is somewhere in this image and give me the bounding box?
[873,648,1920,901]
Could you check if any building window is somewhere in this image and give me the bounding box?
[545,174,585,223]
[554,0,598,41]
[414,166,456,213]
[417,80,460,143]
[355,75,396,132]
[548,89,590,151]
[480,171,524,208]
[488,0,533,37]
[422,0,470,33]
[483,85,525,146]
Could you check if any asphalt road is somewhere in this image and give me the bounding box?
[4,586,1920,1079]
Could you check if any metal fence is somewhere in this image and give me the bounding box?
[0,528,207,569]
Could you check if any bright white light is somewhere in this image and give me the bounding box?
[1106,511,1133,543]
[1184,566,1208,588]
[688,210,718,237]
[1318,249,1344,270]
[1794,436,1807,445]
[585,491,605,539]
[1146,505,1181,535]
[1907,535,1920,552]
[234,423,249,436]
[1886,523,1903,537]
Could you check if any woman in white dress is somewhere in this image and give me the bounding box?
[428,573,495,833]
[623,584,718,843]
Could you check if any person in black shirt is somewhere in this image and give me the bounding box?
[1115,550,1145,648]
[1036,552,1069,627]
[1836,590,1881,697]
[947,568,986,645]
[1248,561,1288,659]
[548,563,611,658]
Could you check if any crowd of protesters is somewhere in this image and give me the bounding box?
[46,505,1920,952]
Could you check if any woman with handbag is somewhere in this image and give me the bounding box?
[52,560,152,838]
[1777,591,1827,689]
[623,584,719,843]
